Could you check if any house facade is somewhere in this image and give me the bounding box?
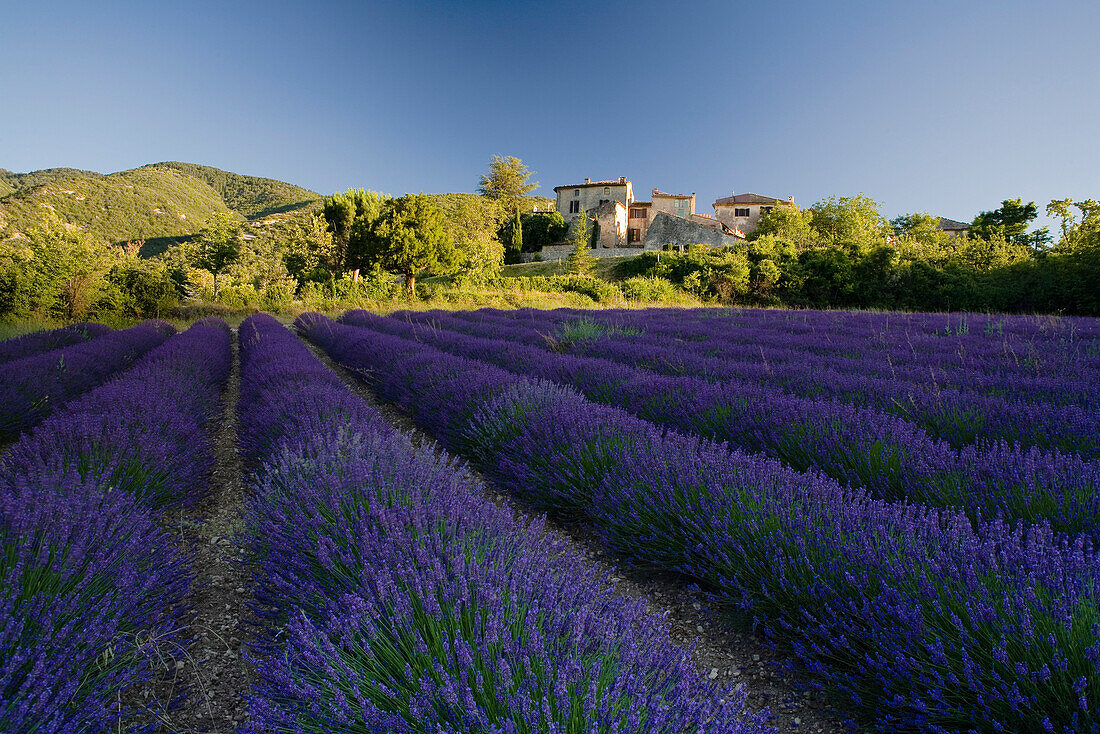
[550,177,791,253]
[712,193,795,237]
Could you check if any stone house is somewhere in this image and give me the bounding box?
[937,217,970,238]
[712,192,795,237]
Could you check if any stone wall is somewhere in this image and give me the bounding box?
[644,211,742,249]
[520,244,648,262]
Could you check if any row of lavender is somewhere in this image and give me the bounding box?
[456,306,1100,405]
[337,309,1099,536]
[417,307,1099,454]
[499,307,1100,387]
[0,320,176,442]
[0,322,112,365]
[236,313,766,732]
[0,320,231,732]
[300,311,1099,733]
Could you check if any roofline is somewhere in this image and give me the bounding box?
[553,181,632,191]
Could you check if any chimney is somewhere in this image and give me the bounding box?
[619,176,626,184]
[788,195,794,203]
[584,178,591,184]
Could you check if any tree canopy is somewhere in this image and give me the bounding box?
[478,155,539,216]
[354,194,456,293]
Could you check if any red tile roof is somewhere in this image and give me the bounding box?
[713,193,786,206]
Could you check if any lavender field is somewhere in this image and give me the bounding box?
[2,308,1098,732]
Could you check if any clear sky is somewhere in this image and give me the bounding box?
[2,0,1097,225]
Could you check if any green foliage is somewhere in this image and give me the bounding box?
[566,214,595,276]
[620,276,681,302]
[282,213,337,285]
[485,274,623,303]
[354,194,456,293]
[477,155,539,215]
[0,218,116,319]
[437,196,504,283]
[105,257,179,317]
[0,166,230,245]
[810,195,890,252]
[189,212,243,295]
[149,161,320,218]
[521,212,568,250]
[971,198,1050,248]
[750,204,816,249]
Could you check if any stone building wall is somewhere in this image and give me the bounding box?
[555,180,632,226]
[644,211,742,249]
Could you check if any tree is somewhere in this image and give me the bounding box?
[283,213,336,286]
[522,212,568,249]
[324,189,389,273]
[970,198,1050,248]
[750,204,817,249]
[511,209,523,255]
[17,218,116,318]
[566,213,595,276]
[809,195,889,252]
[478,155,538,216]
[442,196,505,283]
[192,212,241,296]
[356,194,456,294]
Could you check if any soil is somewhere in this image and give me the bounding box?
[133,330,256,731]
[300,337,860,734]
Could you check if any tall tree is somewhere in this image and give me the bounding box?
[478,155,538,216]
[324,189,389,274]
[191,211,241,296]
[971,198,1050,248]
[566,213,595,276]
[355,194,456,294]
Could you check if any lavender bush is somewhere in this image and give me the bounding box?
[0,322,112,365]
[334,310,1100,536]
[0,320,175,442]
[300,311,1100,733]
[0,320,230,732]
[241,313,767,733]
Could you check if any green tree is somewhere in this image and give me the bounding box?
[356,194,456,294]
[566,213,595,276]
[344,190,392,278]
[478,155,538,216]
[444,195,505,283]
[750,204,817,249]
[970,198,1050,248]
[284,213,336,285]
[809,195,889,252]
[512,209,523,254]
[322,192,355,268]
[191,212,241,296]
[12,218,116,318]
[522,211,568,249]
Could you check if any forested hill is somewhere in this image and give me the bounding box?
[0,163,321,247]
[147,162,321,218]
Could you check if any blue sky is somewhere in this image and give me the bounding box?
[2,0,1097,225]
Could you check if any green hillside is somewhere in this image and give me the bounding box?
[151,161,321,218]
[0,166,229,247]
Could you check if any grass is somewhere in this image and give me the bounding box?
[501,255,638,281]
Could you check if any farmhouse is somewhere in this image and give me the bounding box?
[552,177,743,254]
[712,193,796,237]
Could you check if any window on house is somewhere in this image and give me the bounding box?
[734,208,750,217]
[630,208,646,218]
[762,206,773,215]
[569,200,580,214]
[604,187,610,195]
[574,189,580,197]
[628,228,641,243]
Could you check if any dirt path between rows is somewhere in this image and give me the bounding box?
[300,334,859,734]
[139,329,256,732]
